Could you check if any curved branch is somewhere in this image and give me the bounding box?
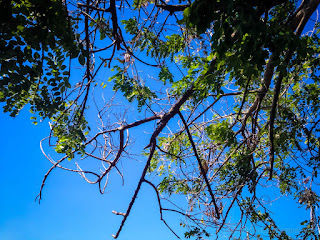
[99,129,124,193]
[144,179,180,239]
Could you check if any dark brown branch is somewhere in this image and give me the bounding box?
[289,0,320,34]
[241,54,275,127]
[145,84,195,149]
[269,0,320,179]
[112,139,156,239]
[285,0,306,25]
[36,155,68,202]
[155,0,189,14]
[144,179,180,239]
[78,0,92,126]
[156,12,170,37]
[235,78,251,124]
[178,111,220,220]
[216,185,244,233]
[38,137,103,200]
[109,0,121,50]
[91,41,115,53]
[119,29,160,67]
[268,69,286,180]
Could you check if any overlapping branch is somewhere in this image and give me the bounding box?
[38,0,320,239]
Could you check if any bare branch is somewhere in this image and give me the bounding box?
[144,179,181,239]
[112,139,157,239]
[178,111,220,220]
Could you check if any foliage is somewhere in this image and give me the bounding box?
[2,0,320,239]
[0,0,83,120]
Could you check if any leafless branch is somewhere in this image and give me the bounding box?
[178,111,220,220]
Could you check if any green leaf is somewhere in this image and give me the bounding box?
[78,54,86,66]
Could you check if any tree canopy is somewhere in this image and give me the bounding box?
[1,0,320,239]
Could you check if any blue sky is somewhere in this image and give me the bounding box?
[0,109,188,240]
[0,97,312,240]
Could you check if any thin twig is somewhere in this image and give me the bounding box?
[144,179,180,239]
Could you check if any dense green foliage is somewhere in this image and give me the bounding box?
[0,0,83,119]
[2,0,320,239]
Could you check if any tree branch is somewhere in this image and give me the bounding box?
[155,1,189,14]
[145,83,195,149]
[144,179,180,239]
[178,111,220,220]
[269,0,320,179]
[112,139,156,239]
